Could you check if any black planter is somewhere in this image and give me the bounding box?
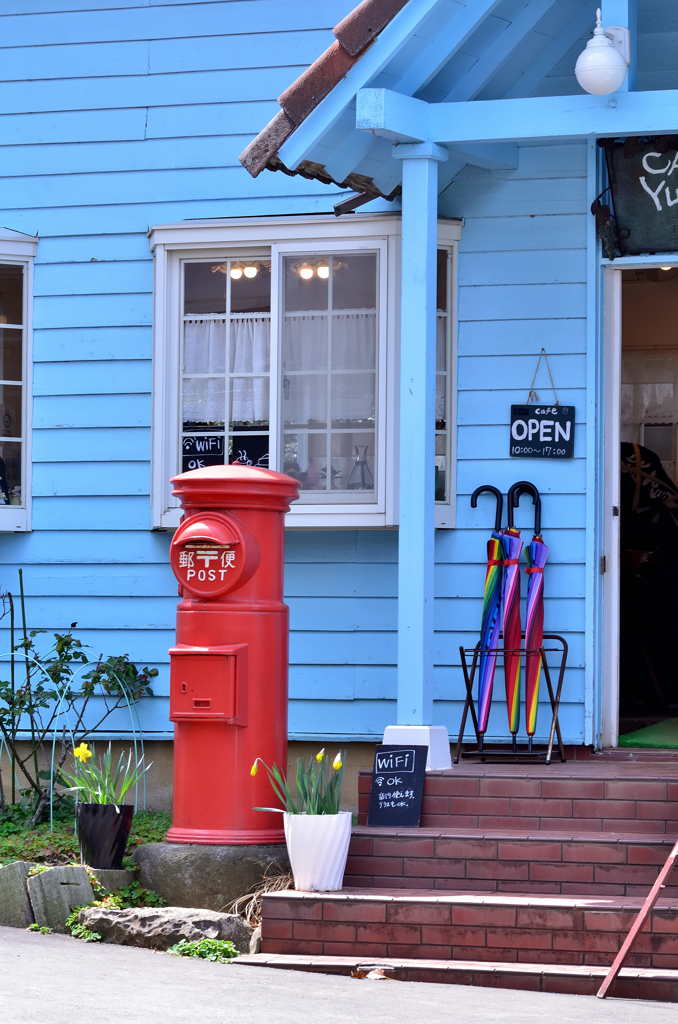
[76,803,134,870]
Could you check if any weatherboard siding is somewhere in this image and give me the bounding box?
[440,142,588,743]
[0,2,590,743]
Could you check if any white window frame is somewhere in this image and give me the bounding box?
[0,228,37,533]
[149,214,460,530]
[435,222,459,530]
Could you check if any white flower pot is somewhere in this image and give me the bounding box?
[283,811,352,892]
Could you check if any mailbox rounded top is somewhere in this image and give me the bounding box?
[171,464,300,513]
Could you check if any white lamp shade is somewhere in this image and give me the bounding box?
[575,9,628,95]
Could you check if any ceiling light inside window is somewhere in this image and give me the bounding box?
[299,265,314,280]
[244,266,258,278]
[230,267,243,280]
[317,265,329,279]
[661,266,673,271]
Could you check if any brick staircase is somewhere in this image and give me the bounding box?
[240,759,678,1001]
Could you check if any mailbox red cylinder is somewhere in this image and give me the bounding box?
[166,465,299,845]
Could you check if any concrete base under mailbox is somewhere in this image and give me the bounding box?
[131,842,289,912]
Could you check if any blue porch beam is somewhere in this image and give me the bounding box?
[393,141,447,729]
[357,87,678,146]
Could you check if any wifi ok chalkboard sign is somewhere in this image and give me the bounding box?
[366,744,428,828]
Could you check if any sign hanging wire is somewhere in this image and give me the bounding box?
[527,348,559,405]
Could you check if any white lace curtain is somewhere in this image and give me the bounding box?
[182,313,376,427]
[183,318,270,424]
[282,312,376,425]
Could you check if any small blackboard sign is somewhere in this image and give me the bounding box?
[183,435,224,473]
[366,744,428,828]
[510,405,574,460]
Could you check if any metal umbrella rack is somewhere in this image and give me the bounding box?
[454,481,568,764]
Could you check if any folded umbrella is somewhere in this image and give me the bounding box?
[502,481,541,747]
[516,483,548,751]
[470,486,504,746]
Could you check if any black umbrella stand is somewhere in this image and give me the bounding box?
[453,632,568,764]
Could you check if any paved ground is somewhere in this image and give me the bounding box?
[1,925,675,1024]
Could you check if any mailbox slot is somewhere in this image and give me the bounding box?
[169,644,248,725]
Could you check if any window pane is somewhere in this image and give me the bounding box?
[436,376,446,431]
[436,316,446,371]
[0,384,21,437]
[0,265,23,326]
[331,313,375,370]
[333,253,377,310]
[184,263,227,314]
[435,433,447,502]
[284,257,328,311]
[183,377,225,429]
[283,314,327,370]
[184,320,226,374]
[283,373,327,429]
[283,432,326,490]
[230,317,270,373]
[331,372,375,428]
[0,328,22,382]
[436,249,448,312]
[230,260,271,313]
[332,431,375,493]
[0,439,21,504]
[230,376,269,429]
[229,434,269,468]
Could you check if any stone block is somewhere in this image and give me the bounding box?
[88,868,136,892]
[27,865,95,933]
[77,905,252,952]
[0,861,36,928]
[131,842,289,911]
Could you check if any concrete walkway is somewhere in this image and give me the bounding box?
[1,925,675,1024]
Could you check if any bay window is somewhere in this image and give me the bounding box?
[150,215,459,529]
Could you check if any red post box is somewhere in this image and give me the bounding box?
[165,465,299,845]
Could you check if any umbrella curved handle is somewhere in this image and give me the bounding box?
[471,485,503,532]
[508,480,541,534]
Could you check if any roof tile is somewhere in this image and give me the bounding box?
[240,0,410,192]
[334,0,410,57]
[278,40,359,125]
[239,110,297,178]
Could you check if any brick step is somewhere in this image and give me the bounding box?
[260,888,678,971]
[236,952,678,1002]
[346,827,678,896]
[358,763,678,833]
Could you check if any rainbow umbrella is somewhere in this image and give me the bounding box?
[471,486,504,749]
[501,482,530,748]
[517,484,548,751]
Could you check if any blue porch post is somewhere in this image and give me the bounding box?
[383,141,452,769]
[601,1,637,91]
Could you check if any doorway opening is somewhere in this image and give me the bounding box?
[618,266,678,742]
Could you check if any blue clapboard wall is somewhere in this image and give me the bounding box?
[0,1,674,744]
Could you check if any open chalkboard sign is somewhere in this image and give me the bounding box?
[366,745,428,828]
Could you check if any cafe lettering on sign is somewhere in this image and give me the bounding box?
[510,405,575,460]
[604,136,678,255]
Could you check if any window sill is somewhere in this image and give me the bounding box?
[0,508,31,532]
[155,504,455,530]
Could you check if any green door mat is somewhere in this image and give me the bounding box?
[619,718,678,748]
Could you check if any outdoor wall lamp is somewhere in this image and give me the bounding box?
[575,8,631,95]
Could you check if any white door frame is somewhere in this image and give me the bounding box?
[602,266,621,748]
[601,257,678,746]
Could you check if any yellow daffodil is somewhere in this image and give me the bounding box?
[333,753,342,770]
[73,743,92,764]
[315,748,325,763]
[250,760,258,776]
